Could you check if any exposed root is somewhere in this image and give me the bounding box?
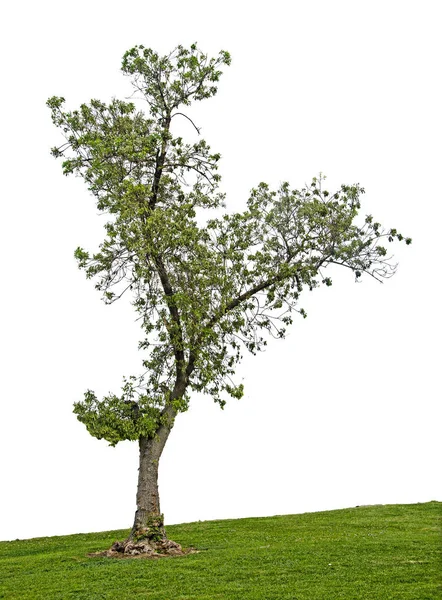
[87,514,198,559]
[89,537,197,559]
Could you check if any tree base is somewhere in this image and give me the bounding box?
[89,537,196,559]
[109,537,185,557]
[88,514,196,558]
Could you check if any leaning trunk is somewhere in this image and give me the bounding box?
[104,407,186,557]
[130,434,167,540]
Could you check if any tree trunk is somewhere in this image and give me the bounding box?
[104,405,185,557]
[130,434,167,539]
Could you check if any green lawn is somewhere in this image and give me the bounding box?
[0,502,440,599]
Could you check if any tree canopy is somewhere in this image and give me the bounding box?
[47,43,411,448]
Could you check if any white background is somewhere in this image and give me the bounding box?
[0,0,440,541]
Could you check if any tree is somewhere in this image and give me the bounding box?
[47,44,410,557]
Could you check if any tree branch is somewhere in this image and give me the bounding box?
[185,264,296,380]
[154,255,186,381]
[172,112,201,134]
[149,114,171,209]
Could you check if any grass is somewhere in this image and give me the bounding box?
[0,502,440,599]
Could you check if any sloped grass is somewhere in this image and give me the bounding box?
[0,502,440,599]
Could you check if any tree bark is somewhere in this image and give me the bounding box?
[101,404,187,556]
[102,381,190,556]
[103,410,185,557]
[130,431,170,539]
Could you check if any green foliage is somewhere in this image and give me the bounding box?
[1,503,440,599]
[73,387,164,447]
[121,44,231,113]
[48,44,411,446]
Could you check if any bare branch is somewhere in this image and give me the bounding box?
[172,112,201,134]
